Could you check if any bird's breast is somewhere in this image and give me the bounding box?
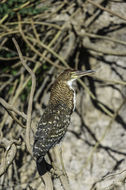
[49,82,75,113]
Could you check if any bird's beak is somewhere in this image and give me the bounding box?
[72,70,95,79]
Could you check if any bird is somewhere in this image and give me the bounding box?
[33,69,95,164]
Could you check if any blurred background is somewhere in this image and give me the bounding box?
[0,0,126,189]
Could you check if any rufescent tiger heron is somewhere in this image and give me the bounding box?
[33,69,95,168]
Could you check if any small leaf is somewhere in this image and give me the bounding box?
[20,93,27,102]
[27,79,32,87]
[11,70,17,76]
[9,86,13,94]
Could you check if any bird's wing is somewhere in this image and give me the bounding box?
[33,104,71,161]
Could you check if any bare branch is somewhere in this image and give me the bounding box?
[0,97,27,120]
[0,138,17,177]
[12,38,36,155]
[88,0,126,22]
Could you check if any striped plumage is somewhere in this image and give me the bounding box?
[33,69,95,163]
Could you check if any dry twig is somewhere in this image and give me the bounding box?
[13,38,36,155]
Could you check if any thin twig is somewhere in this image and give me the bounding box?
[5,20,61,29]
[83,37,126,56]
[4,108,25,129]
[19,21,64,69]
[13,38,36,155]
[88,0,126,21]
[0,97,27,120]
[80,32,126,46]
[0,141,17,177]
[27,35,69,68]
[78,78,113,117]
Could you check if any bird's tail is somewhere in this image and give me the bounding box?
[36,157,52,176]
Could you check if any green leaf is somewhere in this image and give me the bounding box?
[2,67,9,73]
[3,3,9,12]
[27,79,32,87]
[20,93,27,102]
[8,0,13,6]
[11,70,17,76]
[9,86,13,94]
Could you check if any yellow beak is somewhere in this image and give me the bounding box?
[72,70,95,79]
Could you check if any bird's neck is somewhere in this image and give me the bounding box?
[49,81,75,113]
